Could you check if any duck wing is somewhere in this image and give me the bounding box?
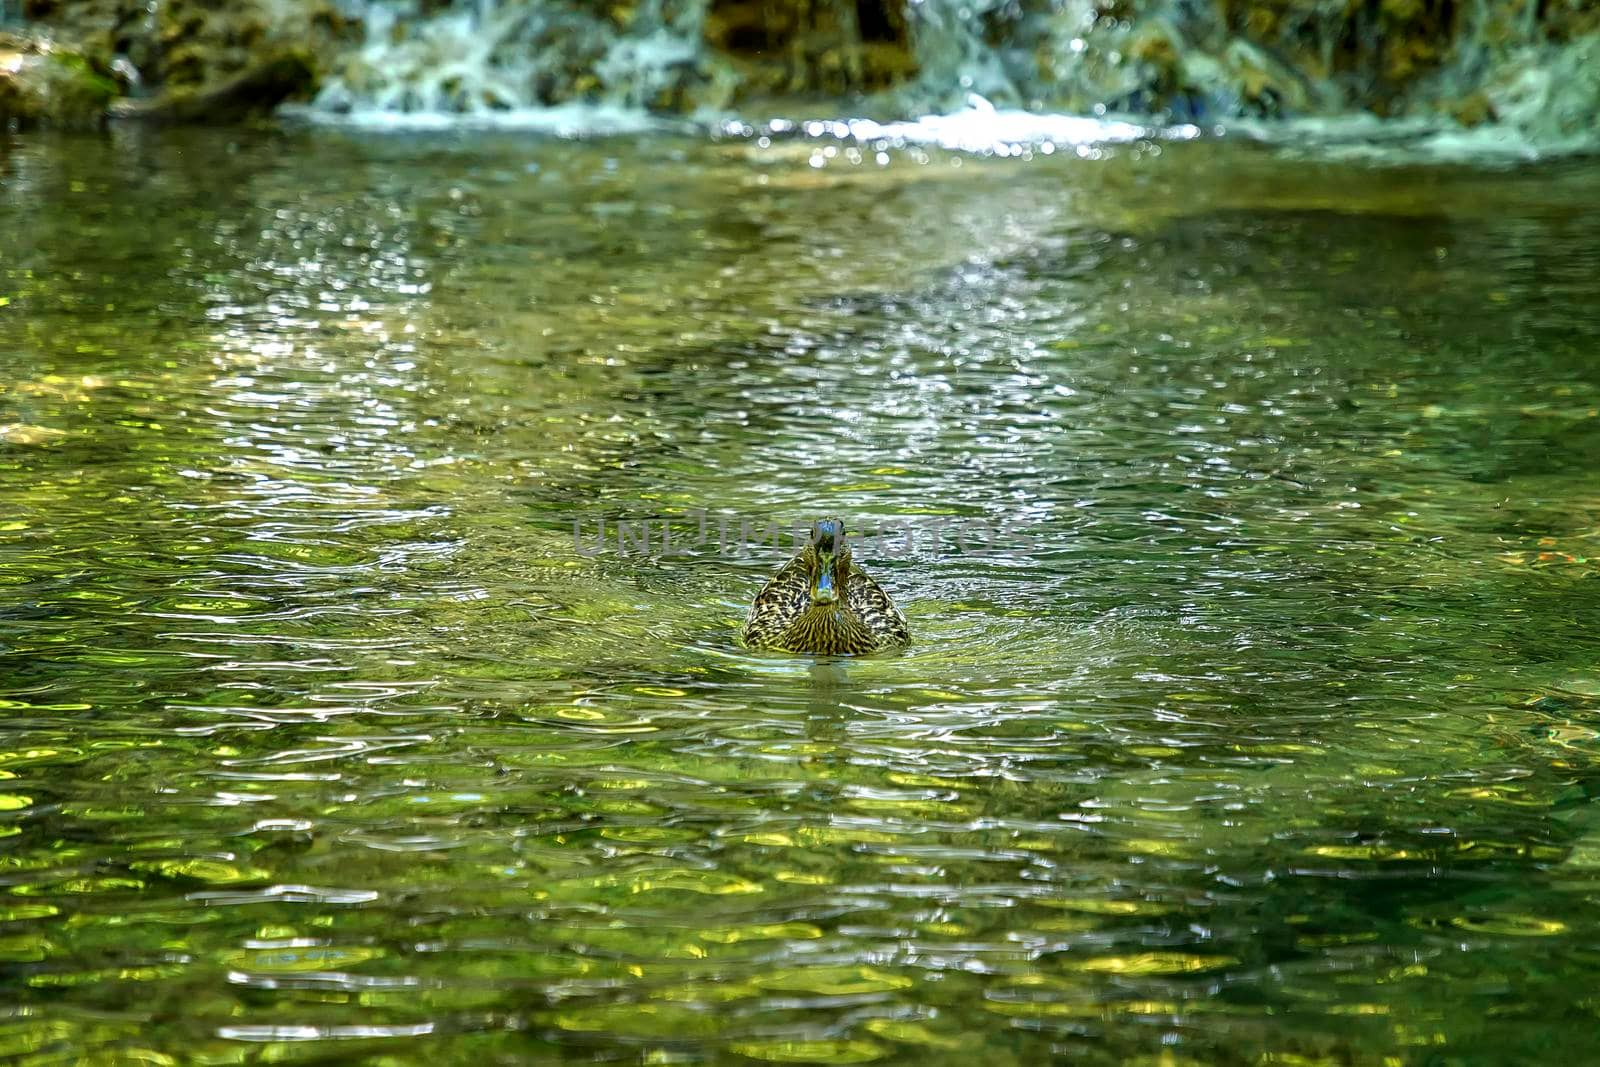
[742,553,811,644]
[845,567,910,647]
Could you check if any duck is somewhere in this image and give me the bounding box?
[742,518,910,655]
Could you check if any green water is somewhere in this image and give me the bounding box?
[4,126,1600,1065]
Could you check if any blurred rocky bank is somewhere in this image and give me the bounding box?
[1,0,351,126]
[2,0,1597,152]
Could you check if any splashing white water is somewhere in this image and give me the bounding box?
[766,95,1182,154]
[313,0,717,117]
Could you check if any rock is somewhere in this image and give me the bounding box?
[705,0,912,98]
[20,0,352,122]
[109,49,316,123]
[0,31,117,128]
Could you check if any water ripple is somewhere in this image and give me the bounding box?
[2,128,1599,1063]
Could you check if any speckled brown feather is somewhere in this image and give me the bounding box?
[843,567,909,648]
[742,526,909,656]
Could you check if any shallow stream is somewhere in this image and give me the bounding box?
[3,127,1600,1063]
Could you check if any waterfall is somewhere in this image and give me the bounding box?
[304,0,1600,159]
[898,0,1023,109]
[314,0,720,117]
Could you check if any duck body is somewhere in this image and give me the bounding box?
[742,519,910,656]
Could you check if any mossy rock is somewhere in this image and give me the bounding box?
[705,0,914,98]
[0,34,117,128]
[22,0,353,116]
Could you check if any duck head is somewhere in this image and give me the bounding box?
[804,518,851,605]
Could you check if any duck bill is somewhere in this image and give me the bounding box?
[811,555,839,604]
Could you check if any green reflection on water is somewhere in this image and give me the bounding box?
[3,126,1600,1064]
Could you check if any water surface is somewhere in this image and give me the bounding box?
[4,127,1600,1064]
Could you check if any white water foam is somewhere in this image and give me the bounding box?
[786,97,1193,153]
[1219,113,1594,165]
[284,93,1588,167]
